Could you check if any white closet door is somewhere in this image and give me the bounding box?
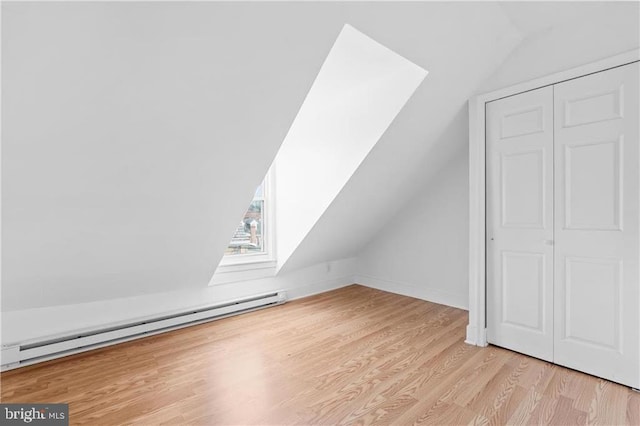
[486,86,554,362]
[553,62,639,388]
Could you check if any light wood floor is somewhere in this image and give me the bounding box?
[2,285,638,425]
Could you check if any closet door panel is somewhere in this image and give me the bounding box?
[486,86,554,362]
[554,62,639,388]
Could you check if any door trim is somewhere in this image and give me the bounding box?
[466,49,640,347]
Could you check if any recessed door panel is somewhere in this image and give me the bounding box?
[562,87,623,128]
[501,150,545,228]
[563,257,621,351]
[501,106,545,138]
[502,252,545,332]
[564,139,622,230]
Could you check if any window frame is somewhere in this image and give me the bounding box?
[216,168,276,274]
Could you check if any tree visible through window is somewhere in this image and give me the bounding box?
[225,181,266,256]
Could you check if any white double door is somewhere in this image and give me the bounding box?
[486,62,639,388]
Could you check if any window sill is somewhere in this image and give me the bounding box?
[210,257,277,286]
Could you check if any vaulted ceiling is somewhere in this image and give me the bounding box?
[3,1,637,310]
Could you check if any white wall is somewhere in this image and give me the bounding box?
[2,2,334,311]
[356,1,639,311]
[355,110,469,309]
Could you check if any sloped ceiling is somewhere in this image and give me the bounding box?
[281,2,521,271]
[2,2,341,309]
[3,2,522,310]
[482,1,640,93]
[284,1,640,272]
[499,1,609,34]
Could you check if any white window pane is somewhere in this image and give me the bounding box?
[254,181,264,199]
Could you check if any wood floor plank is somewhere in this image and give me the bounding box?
[628,391,640,425]
[464,361,521,421]
[1,285,637,425]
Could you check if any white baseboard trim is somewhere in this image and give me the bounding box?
[465,324,488,346]
[354,274,468,311]
[286,275,356,301]
[465,324,477,345]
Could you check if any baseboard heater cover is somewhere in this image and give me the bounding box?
[1,291,287,371]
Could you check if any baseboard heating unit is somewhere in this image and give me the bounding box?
[1,291,287,371]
